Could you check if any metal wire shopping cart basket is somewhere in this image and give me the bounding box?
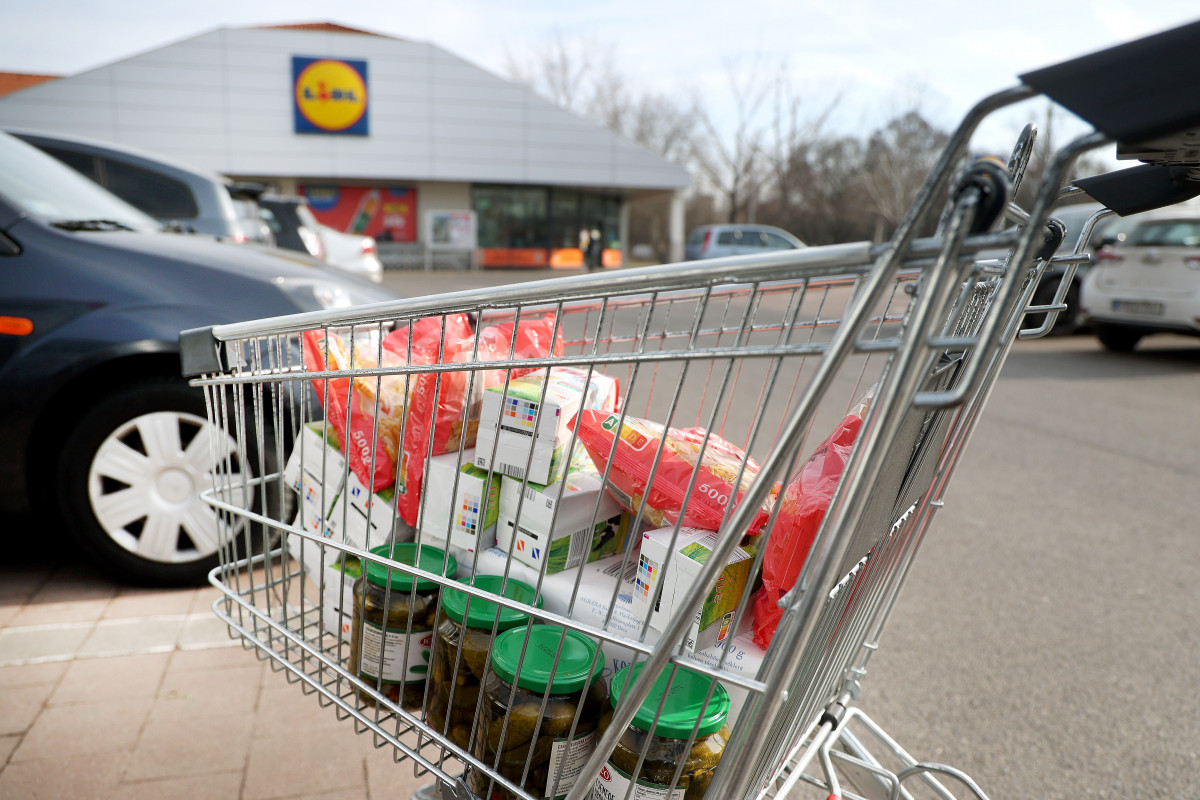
[182,22,1200,800]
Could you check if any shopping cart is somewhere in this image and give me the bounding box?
[182,21,1200,800]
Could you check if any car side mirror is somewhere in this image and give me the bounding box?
[0,230,20,256]
[1098,235,1118,248]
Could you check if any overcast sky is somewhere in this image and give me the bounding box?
[4,1,1198,159]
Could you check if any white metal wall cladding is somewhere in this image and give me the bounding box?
[0,27,690,190]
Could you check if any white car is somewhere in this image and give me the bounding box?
[1080,213,1200,351]
[318,225,384,284]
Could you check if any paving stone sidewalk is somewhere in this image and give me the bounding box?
[0,535,433,800]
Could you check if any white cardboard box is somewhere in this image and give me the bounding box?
[320,555,362,637]
[497,449,633,574]
[636,527,756,654]
[287,478,337,582]
[282,423,345,513]
[327,474,399,553]
[417,449,500,553]
[475,368,619,485]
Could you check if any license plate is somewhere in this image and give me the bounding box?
[1112,299,1164,316]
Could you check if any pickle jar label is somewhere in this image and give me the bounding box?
[358,623,432,683]
[592,761,686,800]
[544,731,595,799]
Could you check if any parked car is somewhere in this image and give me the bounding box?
[6,128,272,245]
[0,130,396,585]
[1079,211,1200,351]
[258,195,383,283]
[685,224,805,260]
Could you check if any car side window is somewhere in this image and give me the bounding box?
[764,233,795,249]
[743,232,768,248]
[101,158,199,220]
[41,146,100,181]
[717,231,737,245]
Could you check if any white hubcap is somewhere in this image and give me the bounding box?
[87,410,252,564]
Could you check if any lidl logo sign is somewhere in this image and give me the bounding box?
[293,56,369,135]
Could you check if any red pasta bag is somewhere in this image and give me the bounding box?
[751,390,872,648]
[569,411,772,533]
[301,329,398,492]
[301,316,473,494]
[395,317,563,526]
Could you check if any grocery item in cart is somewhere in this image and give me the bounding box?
[348,543,457,709]
[418,449,500,553]
[300,328,406,493]
[321,553,361,637]
[470,624,608,800]
[595,662,730,800]
[472,548,652,678]
[476,367,620,486]
[396,317,564,526]
[282,422,346,503]
[327,478,398,551]
[428,575,542,750]
[636,527,756,654]
[570,412,772,533]
[497,444,633,574]
[751,389,871,647]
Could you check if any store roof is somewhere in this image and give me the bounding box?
[0,24,689,191]
[0,72,59,98]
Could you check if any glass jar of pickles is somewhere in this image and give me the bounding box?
[348,542,457,710]
[428,574,543,750]
[468,624,607,800]
[593,662,730,800]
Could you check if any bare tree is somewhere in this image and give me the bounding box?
[860,109,950,241]
[689,59,773,223]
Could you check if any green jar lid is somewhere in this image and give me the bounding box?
[491,625,604,694]
[363,543,456,593]
[441,575,543,631]
[609,662,730,739]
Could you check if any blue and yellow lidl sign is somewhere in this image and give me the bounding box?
[292,56,369,135]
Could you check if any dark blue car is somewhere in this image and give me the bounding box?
[0,131,395,584]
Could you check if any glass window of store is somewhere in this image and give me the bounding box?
[473,185,620,252]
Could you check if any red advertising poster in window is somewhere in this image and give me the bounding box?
[299,185,417,242]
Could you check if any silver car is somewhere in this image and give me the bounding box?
[8,128,272,245]
[685,224,805,260]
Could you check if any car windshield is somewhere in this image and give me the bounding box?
[0,132,159,231]
[1126,219,1200,247]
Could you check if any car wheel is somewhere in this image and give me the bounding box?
[1095,324,1143,353]
[57,376,260,585]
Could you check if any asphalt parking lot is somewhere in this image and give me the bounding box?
[2,265,1198,800]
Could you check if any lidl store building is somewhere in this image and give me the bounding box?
[0,23,691,268]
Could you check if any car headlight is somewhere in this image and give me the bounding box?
[274,278,378,311]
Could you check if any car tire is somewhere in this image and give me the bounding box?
[1095,325,1143,353]
[57,375,271,586]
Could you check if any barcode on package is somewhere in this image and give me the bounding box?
[601,558,640,583]
[565,526,590,570]
[502,464,526,481]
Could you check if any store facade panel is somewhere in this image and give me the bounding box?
[0,22,691,266]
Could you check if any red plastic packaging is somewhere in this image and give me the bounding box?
[394,317,563,526]
[750,393,871,648]
[569,411,771,533]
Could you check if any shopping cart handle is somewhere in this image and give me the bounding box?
[1074,164,1200,217]
[180,325,223,377]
